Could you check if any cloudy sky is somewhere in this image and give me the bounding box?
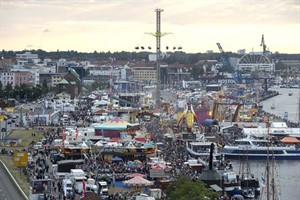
[1,0,299,53]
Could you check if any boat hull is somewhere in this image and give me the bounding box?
[222,154,300,160]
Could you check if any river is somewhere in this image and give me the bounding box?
[230,88,300,200]
[261,88,300,123]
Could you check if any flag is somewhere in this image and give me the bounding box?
[62,129,65,141]
[75,128,79,140]
[82,178,86,199]
[261,176,266,187]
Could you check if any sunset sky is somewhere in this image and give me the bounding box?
[1,0,299,54]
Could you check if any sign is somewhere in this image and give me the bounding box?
[182,134,196,141]
[150,169,168,178]
[13,151,28,167]
[32,179,52,194]
[283,112,288,120]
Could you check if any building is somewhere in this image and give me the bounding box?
[0,71,32,88]
[16,52,39,66]
[11,68,39,86]
[55,68,82,99]
[39,73,64,87]
[280,60,300,72]
[132,66,157,82]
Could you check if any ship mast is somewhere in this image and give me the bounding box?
[271,152,275,200]
[266,117,270,200]
[298,91,300,124]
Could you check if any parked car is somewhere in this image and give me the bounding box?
[34,142,43,150]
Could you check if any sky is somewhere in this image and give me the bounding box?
[0,0,300,54]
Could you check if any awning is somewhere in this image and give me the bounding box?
[280,137,300,143]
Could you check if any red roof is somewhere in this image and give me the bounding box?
[109,137,122,142]
[134,137,147,143]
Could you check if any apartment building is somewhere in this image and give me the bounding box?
[132,66,157,82]
[11,68,39,86]
[1,71,32,87]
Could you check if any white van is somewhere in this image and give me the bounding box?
[62,179,73,197]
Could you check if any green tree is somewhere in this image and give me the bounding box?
[166,176,217,200]
[42,79,49,94]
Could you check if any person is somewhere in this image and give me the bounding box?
[42,182,48,192]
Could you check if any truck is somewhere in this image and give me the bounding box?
[52,159,85,180]
[62,179,73,198]
[98,181,108,196]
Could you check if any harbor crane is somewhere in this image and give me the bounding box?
[260,34,267,53]
[216,42,234,73]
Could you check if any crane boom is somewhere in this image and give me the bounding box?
[260,34,267,53]
[216,43,224,53]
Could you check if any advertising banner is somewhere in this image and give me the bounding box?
[32,179,52,194]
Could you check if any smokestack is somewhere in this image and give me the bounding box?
[209,143,215,171]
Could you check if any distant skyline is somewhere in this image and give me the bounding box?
[1,0,300,54]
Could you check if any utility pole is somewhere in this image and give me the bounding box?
[146,9,171,109]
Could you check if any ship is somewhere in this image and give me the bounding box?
[222,137,300,159]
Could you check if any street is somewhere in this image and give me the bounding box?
[0,163,24,200]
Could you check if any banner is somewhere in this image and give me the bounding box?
[32,179,52,194]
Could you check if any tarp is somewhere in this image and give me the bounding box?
[280,137,300,143]
[111,156,123,162]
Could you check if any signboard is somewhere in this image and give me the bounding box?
[283,112,288,120]
[182,133,196,141]
[150,169,168,178]
[13,151,28,167]
[32,179,52,194]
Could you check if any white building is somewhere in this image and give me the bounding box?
[16,52,38,60]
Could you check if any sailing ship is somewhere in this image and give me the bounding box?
[238,148,260,199]
[260,119,282,200]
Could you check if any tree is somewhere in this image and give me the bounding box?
[166,176,218,200]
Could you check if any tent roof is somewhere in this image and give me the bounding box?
[94,117,130,130]
[109,137,122,142]
[280,137,300,143]
[134,137,147,143]
[111,156,123,161]
[124,176,153,186]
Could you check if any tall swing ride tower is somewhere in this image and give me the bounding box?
[146,9,171,109]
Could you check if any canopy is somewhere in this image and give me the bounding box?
[280,137,300,143]
[127,173,146,178]
[95,117,130,130]
[151,164,172,170]
[134,137,147,143]
[111,156,123,162]
[109,137,122,142]
[124,176,153,187]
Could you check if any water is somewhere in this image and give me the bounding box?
[230,160,300,200]
[229,88,300,200]
[262,88,300,123]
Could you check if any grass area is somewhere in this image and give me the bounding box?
[0,155,31,197]
[0,129,45,197]
[0,128,45,150]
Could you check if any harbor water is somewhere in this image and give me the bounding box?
[261,88,300,123]
[231,88,300,200]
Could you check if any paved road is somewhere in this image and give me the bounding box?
[0,164,24,200]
